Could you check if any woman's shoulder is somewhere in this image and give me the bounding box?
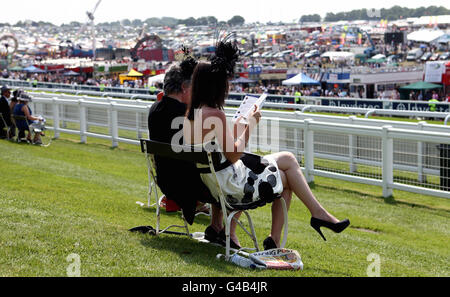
[201,106,225,118]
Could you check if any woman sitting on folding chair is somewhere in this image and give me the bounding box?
[12,92,44,145]
[184,40,350,250]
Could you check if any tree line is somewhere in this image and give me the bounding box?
[300,5,450,23]
[101,15,245,28]
[1,15,246,28]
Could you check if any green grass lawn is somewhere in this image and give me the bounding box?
[0,132,449,277]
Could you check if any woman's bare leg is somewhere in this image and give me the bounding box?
[273,152,339,224]
[229,212,242,247]
[210,204,223,232]
[269,174,292,246]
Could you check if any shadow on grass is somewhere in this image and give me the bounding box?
[140,207,212,227]
[137,233,243,274]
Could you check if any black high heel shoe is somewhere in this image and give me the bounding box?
[310,217,350,241]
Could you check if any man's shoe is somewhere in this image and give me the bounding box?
[204,226,222,244]
[263,237,278,250]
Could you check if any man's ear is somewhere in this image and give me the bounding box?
[181,81,189,93]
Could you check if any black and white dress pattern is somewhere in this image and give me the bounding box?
[199,151,284,209]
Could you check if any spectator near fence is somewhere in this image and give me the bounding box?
[0,86,12,138]
[428,98,440,112]
[13,92,44,144]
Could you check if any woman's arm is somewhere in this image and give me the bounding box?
[209,108,260,164]
[22,105,39,122]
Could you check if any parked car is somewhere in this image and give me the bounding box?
[406,48,423,61]
[429,53,440,61]
[305,50,320,59]
[421,52,432,61]
[440,52,450,60]
[261,51,273,58]
[386,54,399,63]
[296,52,305,59]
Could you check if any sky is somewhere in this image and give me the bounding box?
[1,0,448,25]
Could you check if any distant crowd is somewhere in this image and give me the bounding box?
[3,70,450,102]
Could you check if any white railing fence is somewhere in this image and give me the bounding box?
[31,97,450,199]
[3,78,449,116]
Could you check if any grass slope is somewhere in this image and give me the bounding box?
[0,133,449,277]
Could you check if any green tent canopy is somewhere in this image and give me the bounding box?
[9,66,23,71]
[399,81,442,91]
[367,58,386,63]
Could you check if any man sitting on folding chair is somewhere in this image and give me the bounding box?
[147,48,242,249]
[0,85,12,139]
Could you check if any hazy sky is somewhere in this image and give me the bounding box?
[2,0,448,25]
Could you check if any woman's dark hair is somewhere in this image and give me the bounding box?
[187,41,239,120]
[12,89,23,102]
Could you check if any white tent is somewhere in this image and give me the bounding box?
[407,29,445,44]
[321,51,355,62]
[282,73,320,86]
[147,74,165,86]
[413,15,450,26]
[371,54,386,60]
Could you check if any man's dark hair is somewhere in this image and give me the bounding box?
[163,55,198,95]
[12,89,23,102]
[1,86,10,95]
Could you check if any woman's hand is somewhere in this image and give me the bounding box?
[248,104,262,126]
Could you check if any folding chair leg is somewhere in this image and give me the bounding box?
[147,154,154,208]
[241,210,260,251]
[225,210,260,259]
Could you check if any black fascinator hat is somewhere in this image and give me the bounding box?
[179,45,198,81]
[210,33,240,78]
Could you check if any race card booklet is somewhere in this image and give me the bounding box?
[232,93,267,124]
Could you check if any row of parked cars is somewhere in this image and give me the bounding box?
[241,46,450,65]
[406,48,450,62]
[242,49,321,60]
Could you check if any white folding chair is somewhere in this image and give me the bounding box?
[12,115,32,143]
[0,113,12,140]
[132,139,289,262]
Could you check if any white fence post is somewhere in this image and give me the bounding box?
[136,112,142,140]
[61,104,67,128]
[110,102,119,148]
[348,116,357,173]
[304,119,315,183]
[417,121,426,183]
[52,97,60,139]
[79,100,87,144]
[382,125,394,198]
